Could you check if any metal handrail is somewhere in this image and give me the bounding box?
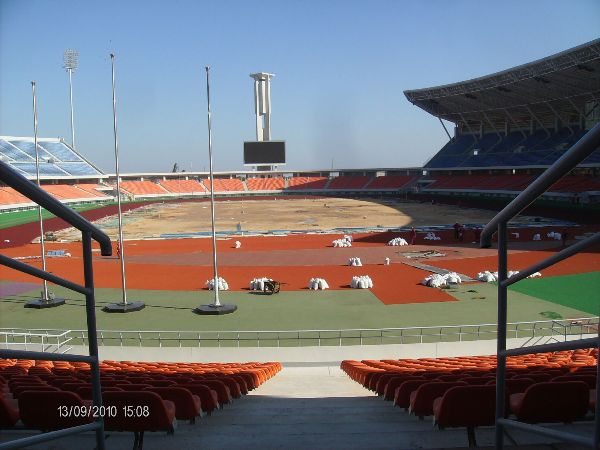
[0,161,109,450]
[479,122,600,450]
[2,317,595,348]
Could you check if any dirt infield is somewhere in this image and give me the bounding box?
[51,197,546,241]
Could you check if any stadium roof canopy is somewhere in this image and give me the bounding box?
[404,39,600,130]
[0,136,105,180]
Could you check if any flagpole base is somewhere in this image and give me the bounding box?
[193,304,237,315]
[102,301,145,313]
[25,297,66,309]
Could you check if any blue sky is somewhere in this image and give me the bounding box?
[1,0,599,173]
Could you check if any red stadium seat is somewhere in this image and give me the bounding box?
[433,384,497,447]
[409,381,467,418]
[103,391,176,450]
[144,387,202,423]
[509,381,589,423]
[0,395,20,428]
[181,384,219,415]
[18,391,93,430]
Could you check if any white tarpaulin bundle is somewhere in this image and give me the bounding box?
[308,277,329,290]
[421,272,462,288]
[424,232,441,241]
[348,257,362,266]
[350,275,373,289]
[333,236,352,247]
[477,270,542,282]
[387,237,408,246]
[249,277,272,291]
[206,277,229,290]
[547,231,561,240]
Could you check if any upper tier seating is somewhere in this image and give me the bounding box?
[287,177,328,190]
[327,176,371,190]
[158,179,206,194]
[246,177,285,191]
[365,175,415,189]
[425,127,599,169]
[202,178,245,192]
[119,181,170,196]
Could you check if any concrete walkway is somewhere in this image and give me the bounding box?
[1,365,594,450]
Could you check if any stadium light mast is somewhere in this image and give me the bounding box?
[63,49,78,148]
[25,81,65,309]
[103,53,144,313]
[194,66,237,316]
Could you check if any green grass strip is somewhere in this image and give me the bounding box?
[509,272,600,316]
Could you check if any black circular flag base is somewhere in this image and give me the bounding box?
[102,301,146,313]
[193,304,238,315]
[25,297,66,309]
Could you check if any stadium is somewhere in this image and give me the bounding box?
[1,23,599,450]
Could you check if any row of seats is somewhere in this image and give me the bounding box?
[341,350,597,446]
[0,359,281,449]
[246,177,286,191]
[424,174,600,194]
[0,184,110,207]
[119,181,170,196]
[157,179,206,194]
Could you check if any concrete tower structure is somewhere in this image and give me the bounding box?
[250,72,275,141]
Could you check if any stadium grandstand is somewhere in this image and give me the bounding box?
[405,38,600,205]
[2,40,600,450]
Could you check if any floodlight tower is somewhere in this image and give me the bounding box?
[249,72,275,142]
[63,49,78,148]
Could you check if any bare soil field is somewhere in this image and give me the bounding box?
[54,197,540,241]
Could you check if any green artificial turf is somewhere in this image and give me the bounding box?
[0,204,108,229]
[0,282,590,333]
[509,272,600,316]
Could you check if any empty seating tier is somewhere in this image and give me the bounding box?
[287,177,328,190]
[158,179,206,194]
[365,175,415,189]
[246,177,285,191]
[202,178,245,192]
[119,181,170,196]
[327,176,371,190]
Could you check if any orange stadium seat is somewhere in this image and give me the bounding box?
[158,179,206,194]
[246,177,285,191]
[202,178,245,192]
[287,176,328,190]
[119,180,170,196]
